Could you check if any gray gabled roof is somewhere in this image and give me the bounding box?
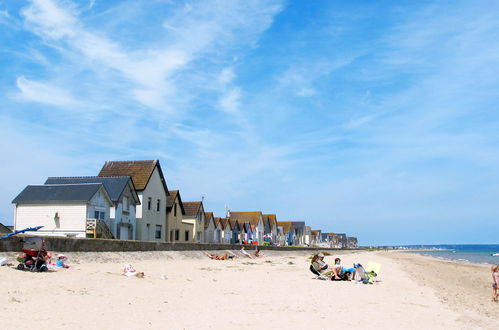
[12,184,105,204]
[45,176,139,204]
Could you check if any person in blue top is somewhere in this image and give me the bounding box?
[56,254,70,268]
[334,258,356,280]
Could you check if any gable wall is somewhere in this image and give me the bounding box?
[135,167,168,241]
[166,196,183,242]
[113,183,138,240]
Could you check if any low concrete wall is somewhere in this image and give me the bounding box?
[0,235,358,253]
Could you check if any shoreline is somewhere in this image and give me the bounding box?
[395,249,499,266]
[380,251,498,328]
[1,250,497,329]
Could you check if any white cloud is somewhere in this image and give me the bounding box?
[15,76,80,107]
[0,9,9,19]
[218,67,235,85]
[20,0,186,111]
[218,87,241,114]
[21,0,78,39]
[296,87,317,97]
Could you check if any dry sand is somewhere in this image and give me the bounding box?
[0,249,497,329]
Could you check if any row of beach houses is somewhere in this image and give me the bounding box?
[9,160,358,248]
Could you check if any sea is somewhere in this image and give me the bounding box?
[399,244,499,265]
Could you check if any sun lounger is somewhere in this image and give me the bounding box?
[364,262,381,284]
[309,264,330,280]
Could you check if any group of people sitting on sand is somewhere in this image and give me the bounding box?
[205,246,263,260]
[311,253,356,280]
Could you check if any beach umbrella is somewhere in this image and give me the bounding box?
[0,226,44,239]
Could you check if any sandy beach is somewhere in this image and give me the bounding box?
[0,250,497,330]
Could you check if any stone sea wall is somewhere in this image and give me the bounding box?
[0,235,361,252]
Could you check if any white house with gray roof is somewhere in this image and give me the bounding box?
[98,160,169,242]
[45,176,140,240]
[12,183,113,238]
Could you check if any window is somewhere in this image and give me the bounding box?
[94,210,105,220]
[175,230,180,241]
[174,203,177,217]
[147,197,151,210]
[156,199,160,212]
[196,231,201,242]
[155,225,162,239]
[123,196,128,211]
[185,230,190,242]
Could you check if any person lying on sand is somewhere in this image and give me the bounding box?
[205,252,234,260]
[311,253,341,280]
[241,246,253,259]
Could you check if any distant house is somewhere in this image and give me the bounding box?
[213,217,223,243]
[262,214,278,244]
[12,184,113,238]
[311,229,321,245]
[291,221,305,245]
[99,160,169,242]
[45,176,140,240]
[166,190,192,242]
[321,233,346,248]
[204,212,216,243]
[219,217,232,243]
[336,233,347,248]
[227,211,264,244]
[320,233,330,245]
[182,201,205,243]
[346,236,358,248]
[0,223,12,235]
[277,221,292,245]
[239,222,254,243]
[303,226,311,246]
[228,218,240,244]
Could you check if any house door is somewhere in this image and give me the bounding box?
[120,225,129,240]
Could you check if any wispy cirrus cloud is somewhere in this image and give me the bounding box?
[14,76,80,107]
[2,0,499,245]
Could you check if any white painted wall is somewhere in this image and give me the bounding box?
[112,183,138,240]
[135,167,167,242]
[182,207,205,242]
[180,221,194,242]
[166,197,183,242]
[15,203,87,237]
[257,218,264,244]
[204,217,215,243]
[223,225,232,243]
[14,187,112,238]
[271,223,278,244]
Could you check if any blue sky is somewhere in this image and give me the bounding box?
[1,0,498,245]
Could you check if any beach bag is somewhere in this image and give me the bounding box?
[354,263,369,283]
